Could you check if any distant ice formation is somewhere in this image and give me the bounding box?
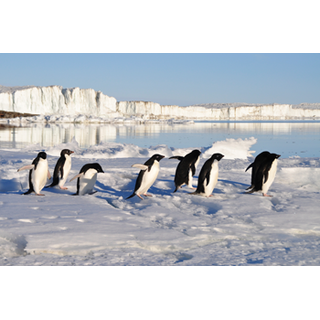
[1,85,320,123]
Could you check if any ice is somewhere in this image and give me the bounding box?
[1,137,320,266]
[1,85,320,122]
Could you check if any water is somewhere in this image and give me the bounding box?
[1,121,320,158]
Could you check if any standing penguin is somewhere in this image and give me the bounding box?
[47,149,74,190]
[126,154,165,200]
[245,152,281,197]
[17,151,51,196]
[170,149,201,192]
[245,151,270,191]
[69,163,104,195]
[192,153,224,197]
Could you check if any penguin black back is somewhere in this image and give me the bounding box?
[245,151,270,190]
[79,163,104,174]
[75,163,104,195]
[247,153,280,194]
[170,149,201,192]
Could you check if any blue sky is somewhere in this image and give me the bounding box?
[1,53,319,106]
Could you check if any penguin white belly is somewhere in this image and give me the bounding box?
[59,155,71,188]
[187,157,199,188]
[79,169,98,195]
[262,159,278,194]
[194,157,200,170]
[203,162,219,197]
[187,169,193,188]
[137,161,159,195]
[32,159,48,194]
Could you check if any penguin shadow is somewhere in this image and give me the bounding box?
[94,180,124,198]
[219,179,250,194]
[152,177,178,197]
[43,185,75,196]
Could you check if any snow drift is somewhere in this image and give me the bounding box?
[1,138,320,266]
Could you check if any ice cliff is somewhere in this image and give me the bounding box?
[0,85,119,118]
[1,85,320,121]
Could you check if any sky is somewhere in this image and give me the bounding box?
[1,53,319,106]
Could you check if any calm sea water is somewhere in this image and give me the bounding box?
[1,121,319,158]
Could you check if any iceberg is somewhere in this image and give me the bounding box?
[1,85,320,122]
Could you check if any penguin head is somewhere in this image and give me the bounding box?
[92,163,104,173]
[191,149,201,156]
[211,153,224,161]
[151,154,165,162]
[38,152,47,160]
[271,153,281,160]
[61,149,74,156]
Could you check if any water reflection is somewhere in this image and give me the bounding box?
[0,121,320,157]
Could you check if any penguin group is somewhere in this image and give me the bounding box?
[17,148,280,199]
[127,149,280,199]
[17,149,104,196]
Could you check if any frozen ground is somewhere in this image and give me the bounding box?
[1,137,320,266]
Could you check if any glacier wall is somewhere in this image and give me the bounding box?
[117,101,320,120]
[1,85,320,121]
[0,85,119,118]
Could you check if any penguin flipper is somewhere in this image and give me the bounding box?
[205,169,211,186]
[169,156,184,161]
[190,163,196,176]
[69,172,84,182]
[17,164,35,172]
[131,164,148,170]
[245,163,253,172]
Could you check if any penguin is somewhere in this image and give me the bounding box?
[46,149,74,190]
[245,152,281,197]
[170,149,201,192]
[192,153,224,197]
[126,154,165,200]
[17,151,51,196]
[69,163,104,195]
[245,151,270,191]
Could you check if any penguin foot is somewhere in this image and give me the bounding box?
[263,193,273,197]
[60,187,68,190]
[143,193,153,197]
[36,193,45,196]
[137,194,144,200]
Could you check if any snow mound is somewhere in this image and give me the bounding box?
[202,137,257,159]
[0,233,27,257]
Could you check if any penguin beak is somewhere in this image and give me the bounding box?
[276,154,281,159]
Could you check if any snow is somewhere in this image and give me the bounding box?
[1,85,320,121]
[1,137,320,266]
